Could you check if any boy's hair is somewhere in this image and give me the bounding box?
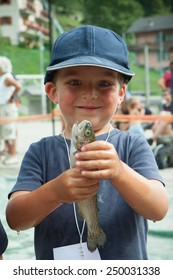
[44,25,135,84]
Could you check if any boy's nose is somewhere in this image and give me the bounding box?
[82,87,98,100]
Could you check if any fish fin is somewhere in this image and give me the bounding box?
[87,229,107,252]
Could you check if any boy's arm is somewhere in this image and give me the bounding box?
[6,183,62,231]
[110,162,168,221]
[75,141,168,222]
[6,168,99,231]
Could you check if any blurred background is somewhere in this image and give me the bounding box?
[0,0,173,260]
[0,0,173,114]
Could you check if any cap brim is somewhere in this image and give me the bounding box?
[46,56,135,78]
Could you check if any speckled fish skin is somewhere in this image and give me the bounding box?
[70,120,107,252]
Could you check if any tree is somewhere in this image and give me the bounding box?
[48,0,173,35]
[137,0,171,16]
[81,0,143,36]
[48,0,83,16]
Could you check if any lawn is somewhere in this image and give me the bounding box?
[129,65,161,94]
[0,40,50,74]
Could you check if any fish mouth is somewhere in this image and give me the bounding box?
[77,120,94,138]
[78,120,92,131]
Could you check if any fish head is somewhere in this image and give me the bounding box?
[71,120,95,151]
[78,120,94,138]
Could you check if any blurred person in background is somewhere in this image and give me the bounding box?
[158,46,173,95]
[158,46,173,93]
[158,61,173,94]
[162,87,173,113]
[125,97,145,136]
[147,88,173,145]
[0,56,21,165]
[114,96,150,136]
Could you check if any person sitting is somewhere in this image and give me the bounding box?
[125,97,146,135]
[114,97,146,136]
[147,88,173,145]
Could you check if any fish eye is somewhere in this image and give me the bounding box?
[85,129,91,137]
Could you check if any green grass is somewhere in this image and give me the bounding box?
[0,40,50,74]
[129,65,161,94]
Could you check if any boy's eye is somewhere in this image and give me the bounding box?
[69,80,81,86]
[98,81,111,87]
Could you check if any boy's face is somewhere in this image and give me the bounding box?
[46,66,126,135]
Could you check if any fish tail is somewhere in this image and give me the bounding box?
[87,229,107,252]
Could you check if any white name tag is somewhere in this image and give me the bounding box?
[53,242,101,260]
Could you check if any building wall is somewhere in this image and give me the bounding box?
[0,0,20,44]
[134,30,173,69]
[0,0,49,45]
[136,32,157,45]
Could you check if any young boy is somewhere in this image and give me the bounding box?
[6,25,168,260]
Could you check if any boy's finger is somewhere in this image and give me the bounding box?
[81,140,112,151]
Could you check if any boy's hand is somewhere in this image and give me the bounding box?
[74,140,122,180]
[54,141,121,203]
[55,167,99,203]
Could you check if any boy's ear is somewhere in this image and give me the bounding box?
[45,82,58,104]
[118,84,126,105]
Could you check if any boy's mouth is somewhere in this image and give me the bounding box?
[77,106,102,110]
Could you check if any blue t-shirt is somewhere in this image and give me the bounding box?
[8,129,163,260]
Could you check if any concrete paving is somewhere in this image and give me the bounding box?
[0,119,62,175]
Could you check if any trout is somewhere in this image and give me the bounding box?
[70,120,107,252]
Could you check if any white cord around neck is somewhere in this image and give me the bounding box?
[62,124,111,252]
[62,131,86,249]
[73,203,86,245]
